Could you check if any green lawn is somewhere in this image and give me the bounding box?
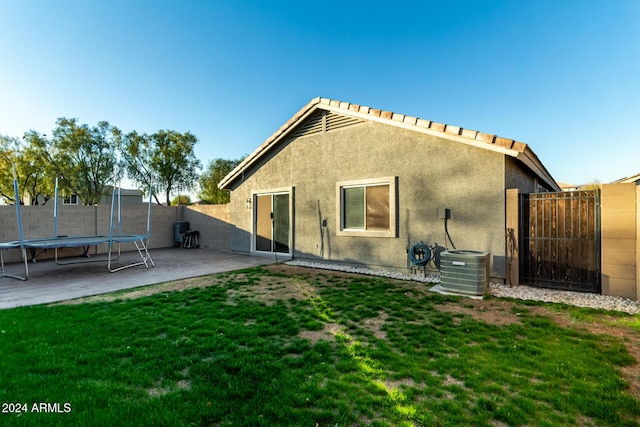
[0,265,639,426]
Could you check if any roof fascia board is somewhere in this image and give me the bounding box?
[515,150,560,191]
[320,104,521,158]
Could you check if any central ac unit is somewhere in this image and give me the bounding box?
[440,250,490,296]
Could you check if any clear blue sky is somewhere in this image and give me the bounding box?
[1,0,638,186]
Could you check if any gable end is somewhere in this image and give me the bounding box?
[219,97,560,192]
[291,110,365,139]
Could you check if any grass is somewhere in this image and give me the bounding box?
[0,265,639,426]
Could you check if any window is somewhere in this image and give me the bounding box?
[337,177,396,237]
[63,194,79,205]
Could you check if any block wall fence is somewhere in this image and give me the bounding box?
[0,203,231,263]
[600,183,640,300]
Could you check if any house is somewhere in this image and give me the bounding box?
[59,186,143,206]
[557,182,579,192]
[611,173,640,185]
[97,186,144,206]
[23,186,143,206]
[219,97,560,281]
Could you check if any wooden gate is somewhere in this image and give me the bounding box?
[519,190,601,293]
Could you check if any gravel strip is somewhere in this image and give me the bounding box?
[286,260,441,283]
[286,260,640,315]
[490,282,640,314]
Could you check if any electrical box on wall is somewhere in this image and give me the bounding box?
[438,208,451,220]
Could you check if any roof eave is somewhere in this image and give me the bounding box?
[516,148,561,191]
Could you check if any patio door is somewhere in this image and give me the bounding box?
[255,192,291,254]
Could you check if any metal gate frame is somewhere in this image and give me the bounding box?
[519,190,601,293]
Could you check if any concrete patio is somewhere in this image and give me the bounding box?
[0,248,282,309]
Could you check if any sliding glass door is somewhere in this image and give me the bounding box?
[254,192,290,254]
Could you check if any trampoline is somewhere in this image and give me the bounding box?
[1,175,155,281]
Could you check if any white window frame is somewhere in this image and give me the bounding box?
[63,194,79,205]
[336,177,397,238]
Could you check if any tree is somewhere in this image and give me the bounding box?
[0,134,54,205]
[20,131,57,205]
[0,135,20,204]
[581,180,602,191]
[121,130,201,205]
[171,194,192,206]
[198,158,243,204]
[33,118,121,205]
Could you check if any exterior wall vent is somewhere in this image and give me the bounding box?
[292,111,325,138]
[440,250,490,296]
[325,111,364,132]
[292,111,365,139]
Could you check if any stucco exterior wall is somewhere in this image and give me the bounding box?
[228,121,512,278]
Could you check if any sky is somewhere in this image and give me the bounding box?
[1,0,638,187]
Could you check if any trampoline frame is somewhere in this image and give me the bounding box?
[1,174,155,281]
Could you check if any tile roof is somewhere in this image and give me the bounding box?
[219,97,560,191]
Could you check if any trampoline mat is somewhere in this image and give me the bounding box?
[0,234,147,249]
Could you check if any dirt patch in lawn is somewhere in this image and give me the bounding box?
[436,298,573,328]
[225,274,319,306]
[54,275,231,305]
[298,322,344,344]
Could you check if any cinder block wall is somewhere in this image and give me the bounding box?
[183,204,231,250]
[0,203,232,263]
[0,205,220,262]
[601,183,639,300]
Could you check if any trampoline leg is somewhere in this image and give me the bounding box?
[1,248,28,281]
[22,248,28,279]
[107,243,115,272]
